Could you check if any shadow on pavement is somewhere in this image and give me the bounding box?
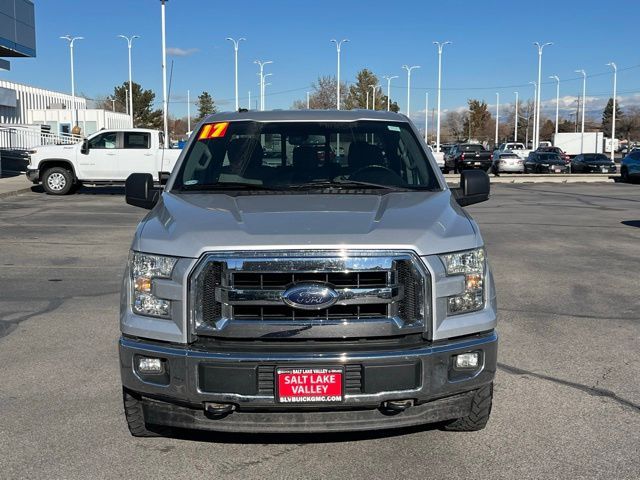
[155,421,444,444]
[621,220,640,228]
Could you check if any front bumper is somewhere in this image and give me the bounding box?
[25,168,39,183]
[120,330,498,433]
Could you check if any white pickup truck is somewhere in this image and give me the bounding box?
[494,142,532,160]
[26,128,181,195]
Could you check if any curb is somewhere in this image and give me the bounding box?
[0,185,33,199]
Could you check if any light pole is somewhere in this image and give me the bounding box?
[402,64,420,118]
[369,85,377,110]
[248,91,251,109]
[226,37,245,111]
[262,73,273,111]
[366,90,369,110]
[607,62,617,162]
[424,92,429,143]
[331,39,349,110]
[254,60,272,111]
[533,42,553,149]
[186,89,191,133]
[529,81,537,149]
[159,0,169,147]
[382,75,398,111]
[495,93,500,146]
[575,69,586,154]
[433,41,451,155]
[514,91,519,142]
[59,35,83,128]
[306,91,310,109]
[118,35,139,128]
[549,75,560,140]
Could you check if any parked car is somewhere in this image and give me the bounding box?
[524,152,569,173]
[491,152,524,174]
[536,146,570,163]
[570,154,617,174]
[621,150,640,183]
[444,143,492,173]
[25,128,180,195]
[495,142,532,160]
[119,109,497,436]
[426,145,445,170]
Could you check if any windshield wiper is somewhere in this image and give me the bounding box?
[179,182,285,191]
[290,179,429,191]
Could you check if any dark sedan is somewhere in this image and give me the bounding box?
[571,154,617,174]
[536,146,570,163]
[524,152,569,173]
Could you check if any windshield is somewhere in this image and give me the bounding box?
[173,120,440,191]
[538,153,562,161]
[460,144,484,152]
[584,154,608,162]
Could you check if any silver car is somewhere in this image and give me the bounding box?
[492,152,524,173]
[119,110,497,436]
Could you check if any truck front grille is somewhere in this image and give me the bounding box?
[190,251,430,339]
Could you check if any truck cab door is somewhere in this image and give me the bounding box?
[118,131,156,180]
[79,131,119,180]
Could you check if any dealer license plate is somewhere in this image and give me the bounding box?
[474,162,481,166]
[276,367,343,403]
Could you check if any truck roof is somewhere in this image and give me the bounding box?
[202,109,409,123]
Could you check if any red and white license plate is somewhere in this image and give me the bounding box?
[276,367,343,403]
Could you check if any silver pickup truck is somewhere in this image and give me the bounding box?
[119,110,497,436]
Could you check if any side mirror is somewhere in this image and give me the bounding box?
[125,173,159,210]
[80,138,89,155]
[454,169,490,207]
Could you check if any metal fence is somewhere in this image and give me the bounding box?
[0,126,79,151]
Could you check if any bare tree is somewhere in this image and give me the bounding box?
[293,76,348,109]
[443,111,466,141]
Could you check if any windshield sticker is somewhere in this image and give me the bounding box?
[387,125,401,132]
[198,122,229,140]
[184,180,198,185]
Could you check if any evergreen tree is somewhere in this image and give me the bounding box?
[110,81,162,129]
[463,99,493,141]
[195,91,217,123]
[344,69,398,112]
[601,98,622,137]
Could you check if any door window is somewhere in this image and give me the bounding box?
[88,132,118,149]
[124,132,151,149]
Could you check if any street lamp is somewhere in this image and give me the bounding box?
[607,62,617,162]
[402,64,420,118]
[186,89,191,133]
[424,92,429,143]
[263,73,273,110]
[382,75,398,111]
[533,42,553,149]
[306,91,310,109]
[529,81,537,149]
[433,41,451,155]
[575,69,587,154]
[226,37,245,111]
[330,39,349,110]
[549,75,560,139]
[254,60,273,111]
[495,92,500,146]
[369,84,378,111]
[118,34,139,128]
[59,35,83,128]
[514,91,519,142]
[159,0,169,147]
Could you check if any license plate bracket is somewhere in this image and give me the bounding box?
[276,367,344,403]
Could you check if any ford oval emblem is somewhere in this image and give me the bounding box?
[282,283,339,310]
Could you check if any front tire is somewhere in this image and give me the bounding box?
[42,167,74,195]
[443,383,493,432]
[122,388,168,437]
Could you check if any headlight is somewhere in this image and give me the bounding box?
[440,248,485,315]
[129,251,177,318]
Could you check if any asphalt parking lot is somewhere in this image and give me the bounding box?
[0,183,639,479]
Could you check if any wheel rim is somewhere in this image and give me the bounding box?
[47,172,66,191]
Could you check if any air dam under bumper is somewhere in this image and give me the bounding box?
[119,331,497,433]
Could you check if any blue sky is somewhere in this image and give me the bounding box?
[6,0,639,125]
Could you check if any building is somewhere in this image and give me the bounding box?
[0,0,36,64]
[28,108,131,136]
[0,79,87,126]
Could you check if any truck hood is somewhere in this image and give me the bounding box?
[134,190,480,258]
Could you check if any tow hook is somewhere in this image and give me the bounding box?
[381,399,414,414]
[204,402,236,417]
